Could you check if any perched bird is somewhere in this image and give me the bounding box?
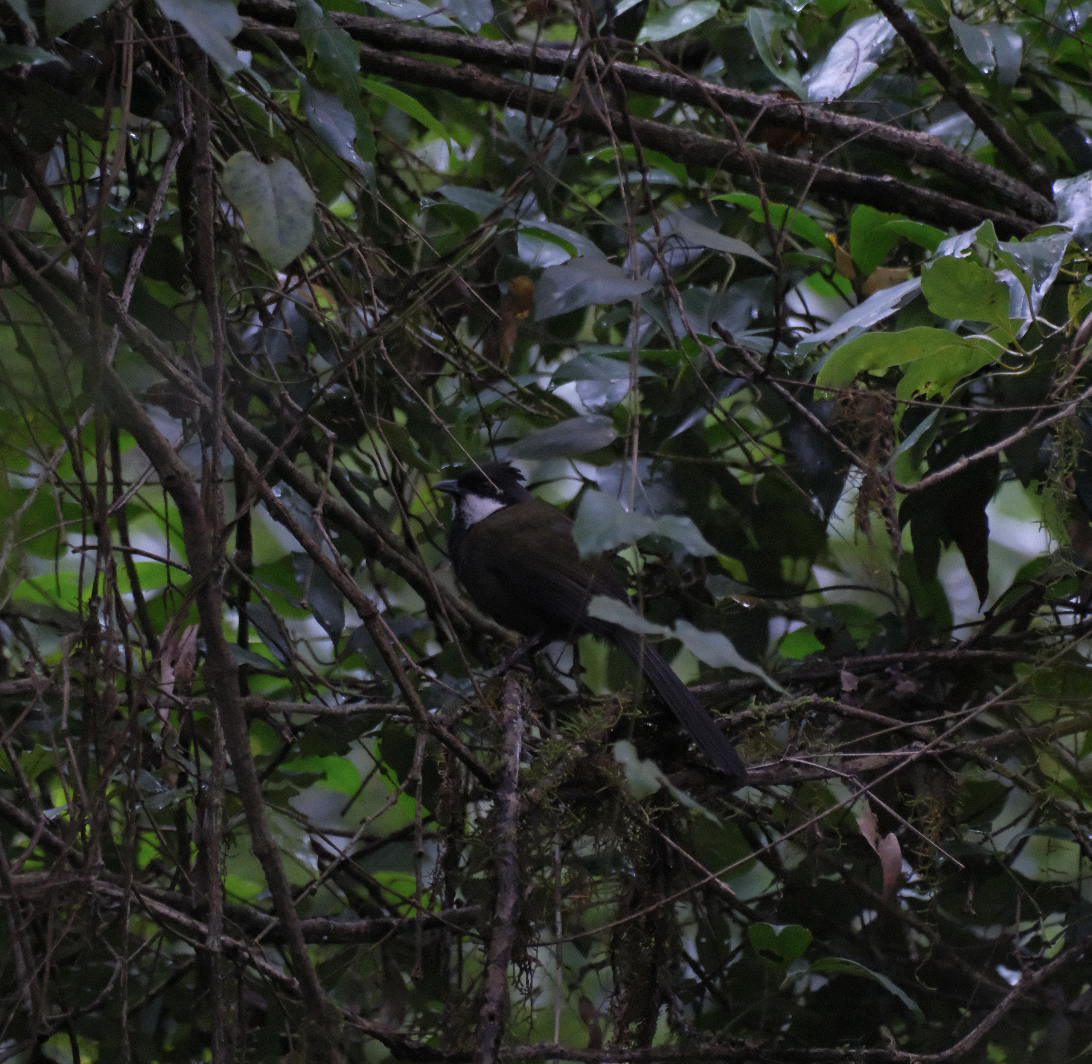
[435,461,747,787]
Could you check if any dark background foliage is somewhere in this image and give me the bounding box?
[2,0,1092,1060]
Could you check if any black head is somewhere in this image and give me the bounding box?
[435,461,534,558]
[434,461,532,506]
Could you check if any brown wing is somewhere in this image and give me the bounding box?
[458,501,629,639]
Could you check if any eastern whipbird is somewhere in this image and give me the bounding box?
[435,461,747,788]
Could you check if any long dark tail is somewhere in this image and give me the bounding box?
[614,629,747,787]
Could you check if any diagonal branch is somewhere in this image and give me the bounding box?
[869,0,1050,197]
[244,24,1040,238]
[235,0,1052,222]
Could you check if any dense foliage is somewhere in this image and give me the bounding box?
[3,0,1092,1060]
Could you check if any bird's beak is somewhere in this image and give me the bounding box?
[434,479,459,495]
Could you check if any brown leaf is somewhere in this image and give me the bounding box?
[497,275,535,367]
[861,266,913,297]
[856,797,902,902]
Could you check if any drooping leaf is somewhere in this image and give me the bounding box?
[365,0,454,25]
[506,415,618,459]
[299,80,367,170]
[1055,173,1092,246]
[293,553,345,641]
[534,259,653,320]
[440,0,493,31]
[668,212,773,268]
[816,327,997,400]
[222,152,316,269]
[803,14,896,101]
[673,620,785,692]
[552,354,656,384]
[572,489,718,557]
[856,797,903,902]
[587,596,668,636]
[0,44,65,68]
[156,0,244,75]
[296,0,359,89]
[363,78,451,146]
[849,205,905,276]
[800,277,921,347]
[921,256,1017,332]
[637,0,718,41]
[805,957,925,1022]
[745,7,806,98]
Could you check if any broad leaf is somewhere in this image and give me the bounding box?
[804,15,896,101]
[507,415,618,459]
[46,0,112,38]
[638,0,718,41]
[156,0,243,75]
[816,326,997,400]
[535,259,653,319]
[222,152,316,269]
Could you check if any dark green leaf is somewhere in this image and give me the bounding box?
[222,152,316,268]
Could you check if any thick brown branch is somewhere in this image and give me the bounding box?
[869,0,1050,196]
[243,24,1039,237]
[234,0,1052,223]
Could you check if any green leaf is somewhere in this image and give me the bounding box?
[745,8,805,98]
[4,0,31,23]
[156,0,243,75]
[950,16,994,72]
[0,45,65,69]
[921,256,1015,331]
[673,620,785,691]
[363,78,451,146]
[897,337,999,401]
[437,185,507,217]
[535,259,653,320]
[849,205,905,276]
[221,152,316,269]
[816,326,997,400]
[507,415,618,459]
[572,490,718,557]
[293,554,345,641]
[805,957,925,1022]
[366,0,454,25]
[718,194,831,251]
[587,596,668,636]
[553,354,656,384]
[613,740,721,820]
[441,0,493,31]
[669,212,773,268]
[749,922,813,967]
[296,0,358,90]
[801,277,921,347]
[283,755,361,795]
[613,738,665,798]
[637,0,718,42]
[803,14,895,101]
[884,219,946,253]
[45,0,112,38]
[299,79,367,170]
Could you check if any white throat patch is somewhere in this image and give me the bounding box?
[459,493,507,526]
